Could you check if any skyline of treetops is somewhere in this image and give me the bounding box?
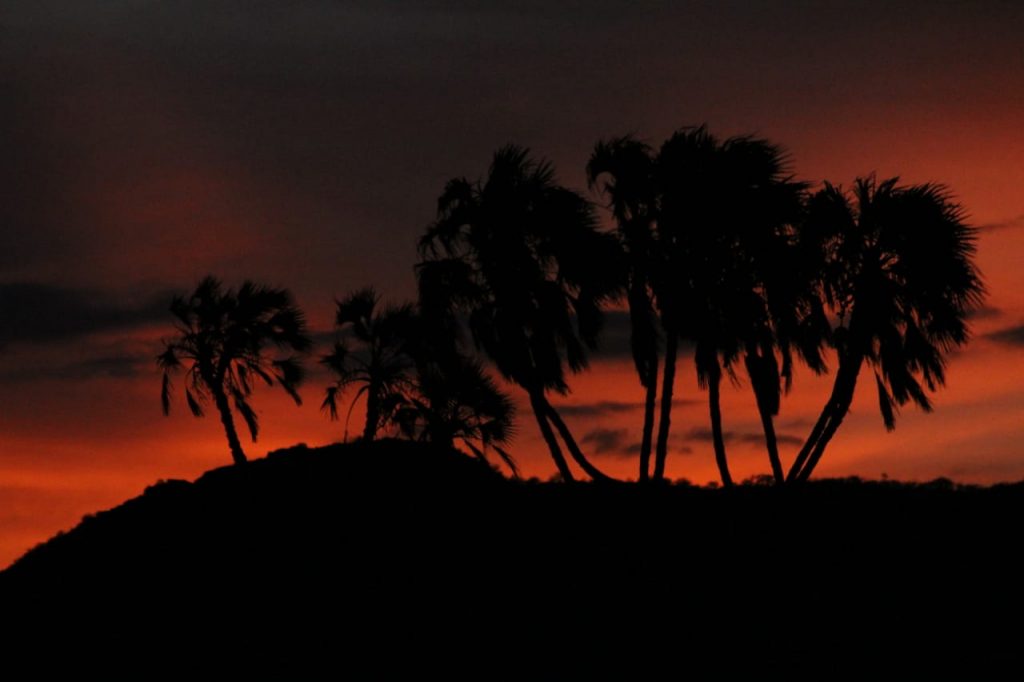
[158,125,985,486]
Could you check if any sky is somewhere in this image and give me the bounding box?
[2,1,1024,567]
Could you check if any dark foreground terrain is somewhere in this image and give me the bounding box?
[3,440,1023,676]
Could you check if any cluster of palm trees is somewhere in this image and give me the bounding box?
[159,124,984,485]
[159,279,517,473]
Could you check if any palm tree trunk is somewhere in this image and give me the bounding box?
[794,355,863,482]
[786,402,833,483]
[541,397,616,482]
[708,367,733,487]
[756,404,784,485]
[363,385,380,441]
[639,368,658,482]
[213,388,247,466]
[528,389,574,482]
[653,329,679,481]
[788,354,863,482]
[746,355,784,485]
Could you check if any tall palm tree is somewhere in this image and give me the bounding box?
[652,126,746,485]
[157,276,311,465]
[417,145,623,482]
[653,127,825,486]
[787,177,985,482]
[692,133,821,485]
[321,287,417,442]
[587,136,661,481]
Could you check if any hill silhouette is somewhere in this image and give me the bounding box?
[3,440,1023,676]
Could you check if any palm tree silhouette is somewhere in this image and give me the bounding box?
[587,136,661,482]
[688,132,819,485]
[787,177,984,482]
[321,287,417,442]
[393,349,518,476]
[587,128,819,485]
[417,145,622,482]
[157,276,311,465]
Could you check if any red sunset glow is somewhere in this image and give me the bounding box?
[2,2,1023,568]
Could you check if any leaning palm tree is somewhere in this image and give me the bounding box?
[587,136,662,481]
[787,177,985,482]
[417,145,623,482]
[158,276,311,465]
[321,287,417,442]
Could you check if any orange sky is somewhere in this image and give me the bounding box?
[2,2,1024,567]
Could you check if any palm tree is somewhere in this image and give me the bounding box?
[321,287,417,442]
[393,350,519,477]
[650,127,826,486]
[787,177,985,482]
[687,132,821,486]
[587,136,661,482]
[417,145,623,482]
[158,276,311,465]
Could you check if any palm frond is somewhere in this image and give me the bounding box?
[160,372,173,416]
[233,390,260,441]
[184,388,204,418]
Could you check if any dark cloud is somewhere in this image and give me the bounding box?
[581,427,629,455]
[591,310,699,359]
[966,305,1002,320]
[580,427,695,459]
[591,310,634,358]
[623,440,692,456]
[0,352,149,383]
[985,324,1024,346]
[559,401,639,417]
[558,398,698,418]
[778,417,814,431]
[682,427,802,447]
[0,283,170,346]
[977,214,1024,233]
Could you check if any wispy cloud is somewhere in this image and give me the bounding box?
[977,214,1024,233]
[0,352,150,383]
[682,427,802,447]
[581,427,629,454]
[985,323,1024,346]
[558,398,698,418]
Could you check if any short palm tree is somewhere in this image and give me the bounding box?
[417,145,623,482]
[158,276,311,465]
[321,287,417,442]
[787,177,985,482]
[393,350,518,476]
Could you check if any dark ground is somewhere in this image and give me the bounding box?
[2,440,1022,677]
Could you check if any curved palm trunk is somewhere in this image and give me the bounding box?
[746,355,785,485]
[794,355,863,482]
[213,388,247,466]
[638,371,658,482]
[708,368,733,487]
[528,390,574,482]
[652,329,679,481]
[541,398,616,482]
[788,354,863,482]
[755,400,784,485]
[786,402,833,483]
